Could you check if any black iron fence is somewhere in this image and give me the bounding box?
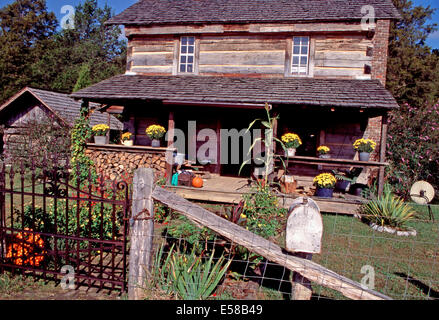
[0,160,130,292]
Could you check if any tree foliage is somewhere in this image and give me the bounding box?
[387,0,439,106]
[0,0,126,104]
[0,0,57,102]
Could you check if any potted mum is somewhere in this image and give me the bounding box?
[92,124,110,145]
[353,138,376,161]
[317,146,330,159]
[281,133,302,157]
[121,132,133,146]
[313,173,337,198]
[146,124,166,147]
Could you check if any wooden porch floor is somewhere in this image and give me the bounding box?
[165,176,366,215]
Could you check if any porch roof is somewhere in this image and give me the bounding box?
[71,74,399,110]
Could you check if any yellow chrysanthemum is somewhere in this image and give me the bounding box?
[145,125,166,140]
[353,138,376,153]
[317,146,330,155]
[91,124,110,136]
[313,173,337,189]
[281,133,302,149]
[121,132,132,141]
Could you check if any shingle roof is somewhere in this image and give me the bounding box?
[0,88,123,130]
[70,74,399,109]
[107,0,401,26]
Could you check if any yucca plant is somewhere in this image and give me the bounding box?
[360,189,417,230]
[153,244,231,300]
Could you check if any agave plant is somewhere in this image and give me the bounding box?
[360,189,417,230]
[153,244,231,300]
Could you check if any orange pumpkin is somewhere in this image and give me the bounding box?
[192,176,204,188]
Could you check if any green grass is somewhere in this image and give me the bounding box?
[312,204,439,300]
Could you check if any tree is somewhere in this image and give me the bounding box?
[73,63,92,92]
[387,0,439,106]
[0,0,58,103]
[31,0,126,93]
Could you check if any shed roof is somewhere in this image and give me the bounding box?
[0,87,123,130]
[107,0,401,26]
[70,74,399,109]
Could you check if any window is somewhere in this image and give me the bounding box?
[179,36,195,73]
[291,36,310,75]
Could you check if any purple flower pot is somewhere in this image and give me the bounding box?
[315,187,334,198]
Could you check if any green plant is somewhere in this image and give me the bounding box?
[154,244,231,300]
[71,105,97,184]
[0,273,29,295]
[353,138,377,153]
[360,188,418,230]
[221,201,246,227]
[242,184,286,240]
[167,215,216,248]
[18,199,122,253]
[239,103,287,184]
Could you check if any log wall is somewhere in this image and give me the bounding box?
[125,21,387,80]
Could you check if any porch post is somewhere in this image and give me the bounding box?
[377,114,388,196]
[272,111,278,154]
[166,111,175,184]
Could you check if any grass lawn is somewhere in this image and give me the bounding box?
[311,204,439,300]
[197,202,439,300]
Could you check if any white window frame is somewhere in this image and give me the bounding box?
[179,36,196,73]
[291,36,310,76]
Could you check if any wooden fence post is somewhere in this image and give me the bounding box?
[128,168,155,300]
[286,197,323,300]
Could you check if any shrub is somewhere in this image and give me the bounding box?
[360,188,417,230]
[242,185,286,240]
[387,102,439,199]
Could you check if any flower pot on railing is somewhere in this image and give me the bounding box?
[317,146,331,159]
[146,124,166,148]
[122,140,134,147]
[353,139,376,162]
[281,133,302,157]
[285,148,296,157]
[92,124,110,145]
[94,136,107,145]
[359,152,371,161]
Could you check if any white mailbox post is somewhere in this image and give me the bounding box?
[286,197,323,300]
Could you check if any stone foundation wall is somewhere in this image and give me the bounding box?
[85,144,170,181]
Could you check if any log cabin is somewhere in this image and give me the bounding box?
[70,0,401,213]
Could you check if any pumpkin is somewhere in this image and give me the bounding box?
[192,176,204,188]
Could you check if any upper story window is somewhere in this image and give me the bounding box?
[179,36,195,73]
[291,36,310,75]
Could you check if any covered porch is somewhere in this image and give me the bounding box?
[71,74,398,214]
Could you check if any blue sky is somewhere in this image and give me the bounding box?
[0,0,439,48]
